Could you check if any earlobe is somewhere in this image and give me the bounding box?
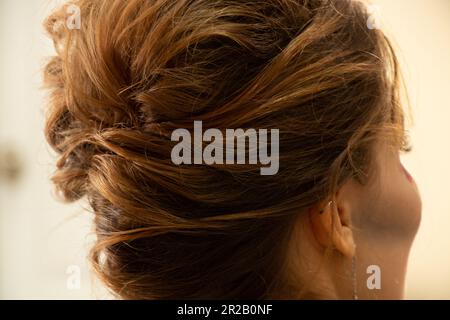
[330,200,356,257]
[309,197,356,258]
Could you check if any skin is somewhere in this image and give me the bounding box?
[286,140,422,299]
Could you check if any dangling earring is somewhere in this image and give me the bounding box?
[352,254,358,300]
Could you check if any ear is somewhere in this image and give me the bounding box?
[309,193,356,258]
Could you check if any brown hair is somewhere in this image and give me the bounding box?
[43,0,407,299]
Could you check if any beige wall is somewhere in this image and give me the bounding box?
[0,0,107,299]
[370,0,450,299]
[0,0,449,299]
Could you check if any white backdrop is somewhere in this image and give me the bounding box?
[0,0,107,299]
[372,0,450,299]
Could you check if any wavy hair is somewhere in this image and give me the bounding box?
[43,0,407,299]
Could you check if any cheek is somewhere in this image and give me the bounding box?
[386,181,422,239]
[397,163,422,236]
[400,163,414,183]
[363,164,422,240]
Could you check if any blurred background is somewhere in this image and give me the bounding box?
[0,0,449,299]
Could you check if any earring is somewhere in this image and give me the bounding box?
[319,200,333,214]
[352,254,358,300]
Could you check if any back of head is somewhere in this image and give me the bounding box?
[43,0,406,299]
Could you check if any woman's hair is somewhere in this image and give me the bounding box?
[43,0,407,299]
